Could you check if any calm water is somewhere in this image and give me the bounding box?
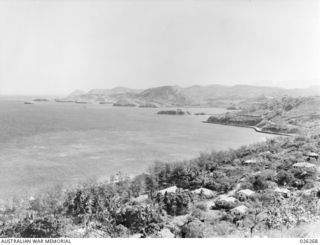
[0,99,277,198]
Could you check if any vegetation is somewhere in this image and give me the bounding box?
[0,132,319,238]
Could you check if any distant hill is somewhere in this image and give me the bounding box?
[286,85,320,97]
[56,84,320,107]
[88,87,142,96]
[137,86,196,106]
[184,84,320,102]
[57,87,141,104]
[67,90,86,98]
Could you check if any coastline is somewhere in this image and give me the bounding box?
[203,121,294,137]
[1,120,319,237]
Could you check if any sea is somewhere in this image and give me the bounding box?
[0,96,277,199]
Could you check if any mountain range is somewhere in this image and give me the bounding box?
[57,84,320,107]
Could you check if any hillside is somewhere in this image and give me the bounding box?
[138,86,196,106]
[55,84,320,108]
[88,87,142,96]
[183,84,285,103]
[206,96,320,135]
[57,87,141,104]
[184,84,320,106]
[57,86,196,107]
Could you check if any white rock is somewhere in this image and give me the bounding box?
[293,162,316,169]
[238,189,255,196]
[76,228,86,235]
[205,200,216,209]
[132,194,148,203]
[192,188,215,198]
[158,186,178,195]
[244,159,257,164]
[275,187,290,197]
[308,152,319,158]
[172,215,189,227]
[130,233,143,238]
[158,228,175,238]
[231,205,248,215]
[217,195,236,203]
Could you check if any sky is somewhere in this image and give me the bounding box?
[0,0,319,95]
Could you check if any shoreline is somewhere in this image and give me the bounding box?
[203,121,294,137]
[2,131,319,238]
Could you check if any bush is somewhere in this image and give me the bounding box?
[180,220,205,238]
[301,179,315,190]
[20,217,63,238]
[115,204,163,234]
[204,175,234,193]
[291,168,317,182]
[155,191,193,216]
[214,200,237,210]
[1,216,64,238]
[209,221,237,237]
[250,175,269,191]
[276,170,294,186]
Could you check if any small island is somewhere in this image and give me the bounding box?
[157,109,191,115]
[194,112,207,116]
[113,99,138,107]
[33,98,50,102]
[139,102,160,108]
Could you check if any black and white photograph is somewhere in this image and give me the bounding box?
[0,0,319,241]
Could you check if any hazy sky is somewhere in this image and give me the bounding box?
[0,0,319,95]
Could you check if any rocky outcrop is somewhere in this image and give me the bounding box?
[207,113,262,127]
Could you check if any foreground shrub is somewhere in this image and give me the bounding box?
[154,190,193,216]
[180,220,205,238]
[0,216,65,238]
[208,221,238,237]
[276,170,294,186]
[115,204,163,234]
